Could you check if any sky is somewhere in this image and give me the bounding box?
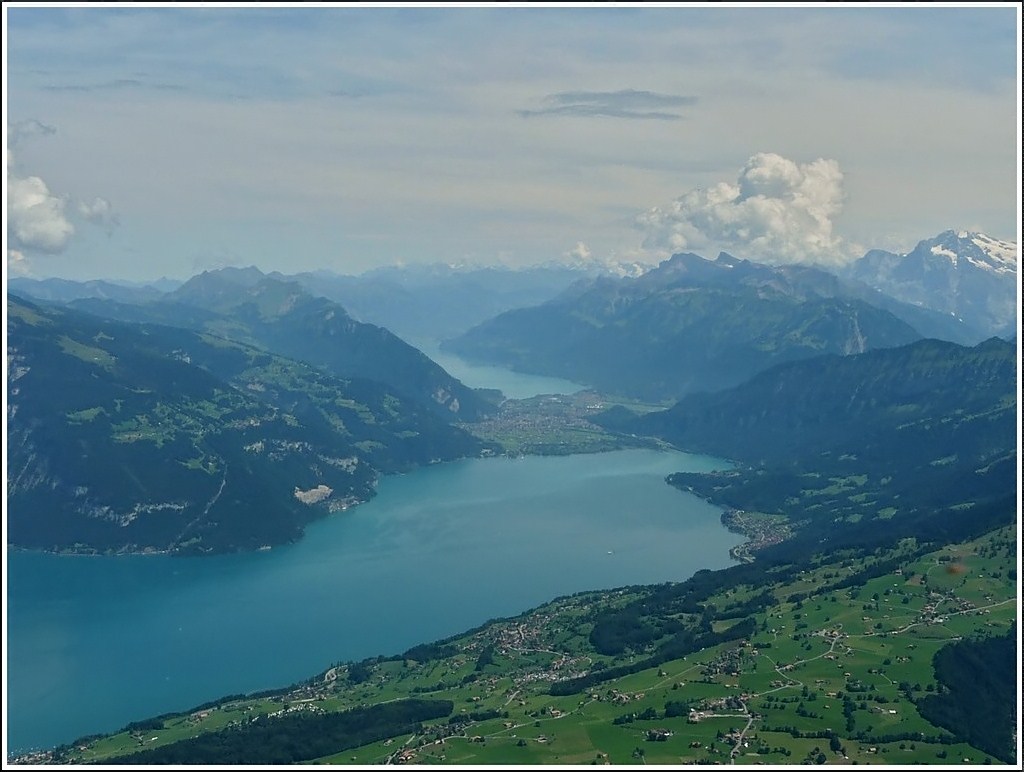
[3,3,1021,282]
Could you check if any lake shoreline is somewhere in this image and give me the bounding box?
[721,509,793,563]
[6,448,743,754]
[8,428,678,559]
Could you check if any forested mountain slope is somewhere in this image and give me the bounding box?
[7,295,492,554]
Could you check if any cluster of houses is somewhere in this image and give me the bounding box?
[607,689,646,705]
[687,695,747,724]
[647,728,673,742]
[389,747,418,765]
[699,643,752,680]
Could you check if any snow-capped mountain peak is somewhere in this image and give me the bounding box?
[842,229,1018,339]
[923,230,1017,275]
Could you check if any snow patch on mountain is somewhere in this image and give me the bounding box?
[841,230,1018,340]
[930,244,958,262]
[969,232,1017,269]
[925,230,1017,275]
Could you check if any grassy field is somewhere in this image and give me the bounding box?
[35,522,1016,766]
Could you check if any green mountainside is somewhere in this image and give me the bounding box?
[65,267,495,422]
[446,252,925,400]
[592,338,1017,555]
[7,295,493,554]
[618,336,1015,470]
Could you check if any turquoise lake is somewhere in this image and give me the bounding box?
[5,350,741,754]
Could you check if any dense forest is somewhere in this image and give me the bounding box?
[104,699,453,765]
[917,626,1017,763]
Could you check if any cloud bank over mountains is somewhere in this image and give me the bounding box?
[636,152,854,268]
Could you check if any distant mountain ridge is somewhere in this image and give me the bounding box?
[446,250,924,400]
[7,295,493,554]
[10,261,642,346]
[842,230,1018,338]
[282,263,602,343]
[623,250,994,343]
[10,229,1017,406]
[6,276,169,305]
[170,269,496,420]
[58,268,495,422]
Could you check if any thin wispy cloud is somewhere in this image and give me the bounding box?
[78,197,120,234]
[9,118,57,146]
[41,78,185,93]
[520,89,698,120]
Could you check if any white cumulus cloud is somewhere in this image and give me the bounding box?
[637,152,854,267]
[7,173,76,254]
[9,119,57,146]
[7,122,119,274]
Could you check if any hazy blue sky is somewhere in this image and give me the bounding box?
[4,4,1020,281]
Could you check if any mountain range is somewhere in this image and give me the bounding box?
[55,268,496,422]
[282,262,596,343]
[446,251,922,400]
[8,262,603,347]
[445,232,1017,400]
[7,230,1017,552]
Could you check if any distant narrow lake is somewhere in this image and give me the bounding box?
[413,338,589,399]
[5,448,740,753]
